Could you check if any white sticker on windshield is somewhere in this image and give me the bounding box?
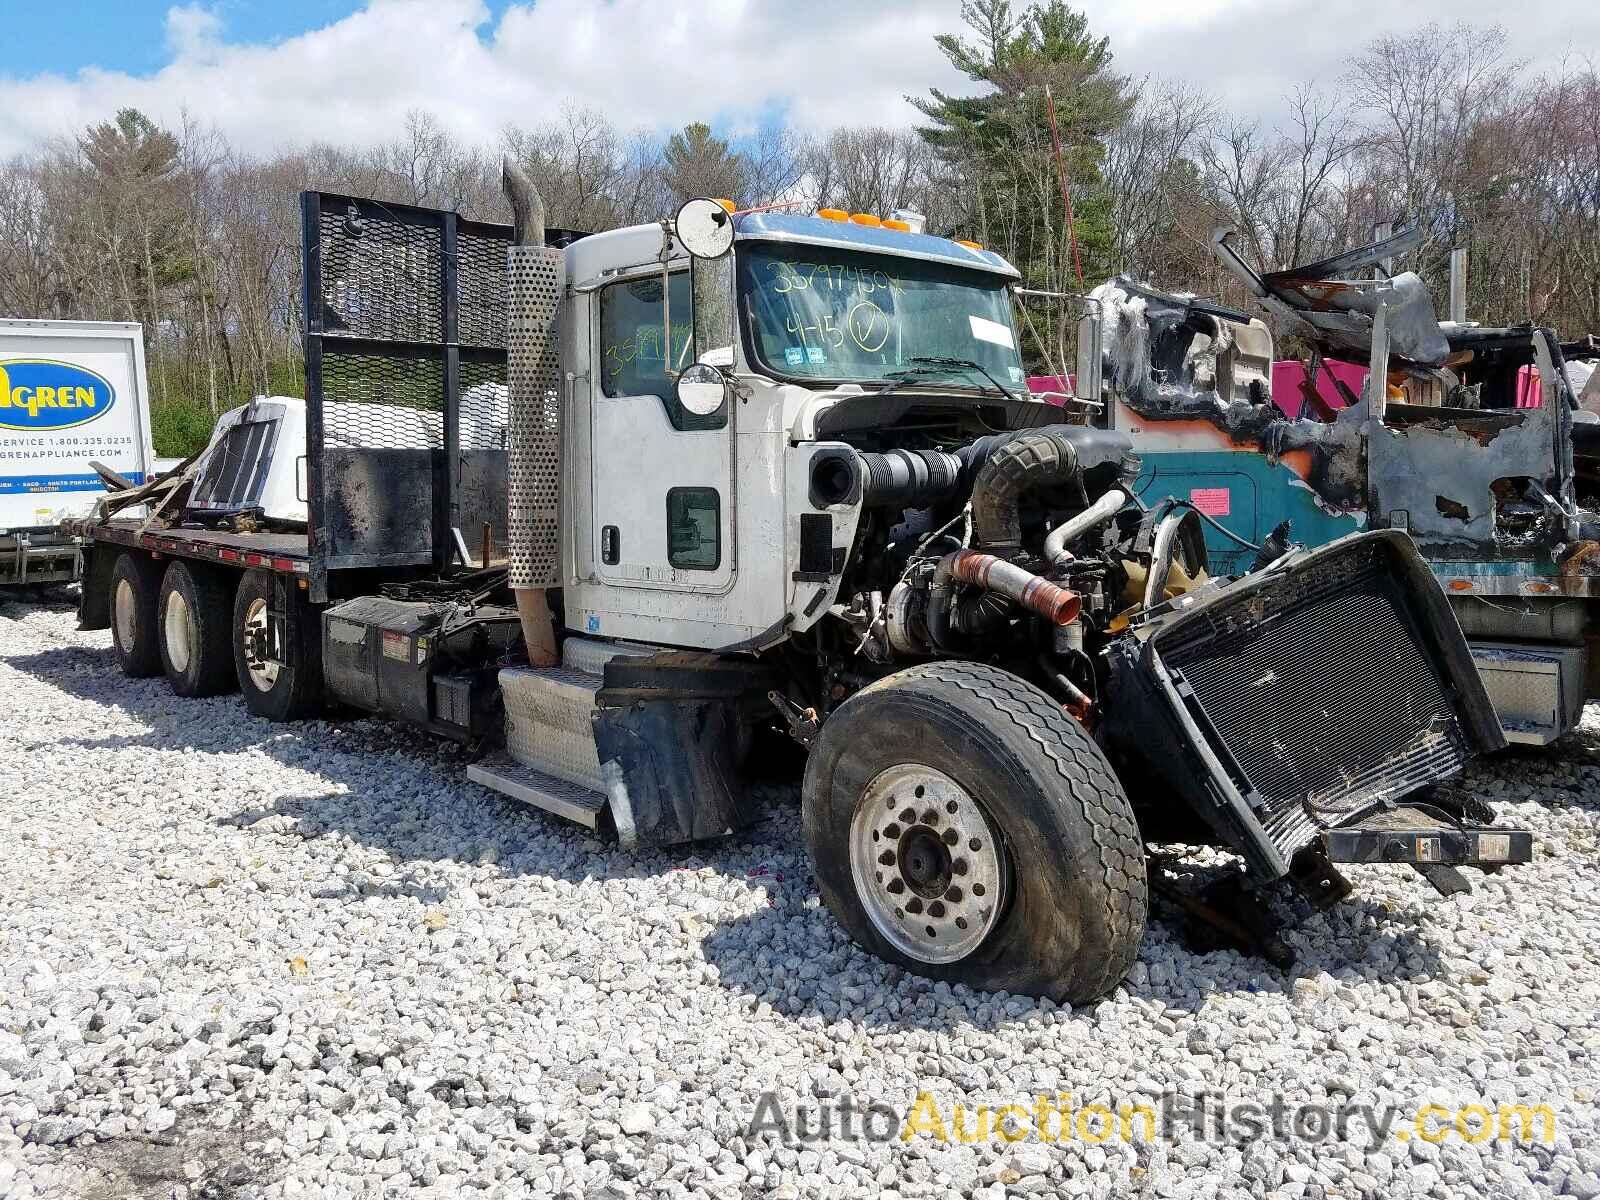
[969,314,1016,349]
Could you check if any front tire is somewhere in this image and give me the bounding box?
[158,561,237,697]
[109,552,162,678]
[802,661,1147,1003]
[232,570,324,721]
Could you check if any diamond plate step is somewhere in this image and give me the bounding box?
[499,665,603,792]
[467,752,607,828]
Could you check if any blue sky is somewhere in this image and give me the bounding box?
[13,2,363,76]
[3,1,1596,160]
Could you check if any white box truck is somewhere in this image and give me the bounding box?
[0,319,155,584]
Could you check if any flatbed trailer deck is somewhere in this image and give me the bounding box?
[73,519,311,576]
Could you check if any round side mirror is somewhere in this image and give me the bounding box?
[676,362,728,416]
[675,198,735,259]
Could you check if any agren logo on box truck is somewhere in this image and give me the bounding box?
[0,359,116,430]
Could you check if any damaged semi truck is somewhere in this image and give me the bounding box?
[69,170,1529,1001]
[1093,224,1600,746]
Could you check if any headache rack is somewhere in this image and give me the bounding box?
[298,190,583,602]
[1118,530,1505,879]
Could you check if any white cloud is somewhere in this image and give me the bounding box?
[164,4,224,61]
[0,0,1595,161]
[0,0,972,159]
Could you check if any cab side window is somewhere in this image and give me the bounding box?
[599,273,691,402]
[597,272,722,430]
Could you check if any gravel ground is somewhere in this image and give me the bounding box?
[2,593,1598,1200]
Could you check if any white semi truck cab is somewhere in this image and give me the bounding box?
[71,170,1529,1003]
[541,202,1028,651]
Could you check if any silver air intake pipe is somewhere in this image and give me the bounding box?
[502,158,564,666]
[1043,487,1128,569]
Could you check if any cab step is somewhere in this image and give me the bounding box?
[466,752,607,828]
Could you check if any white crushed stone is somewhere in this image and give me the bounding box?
[1,594,1597,1199]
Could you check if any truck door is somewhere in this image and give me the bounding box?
[589,270,734,594]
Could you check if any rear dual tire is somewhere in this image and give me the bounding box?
[232,570,324,721]
[110,552,163,678]
[158,561,237,697]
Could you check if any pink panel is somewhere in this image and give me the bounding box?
[1271,358,1367,420]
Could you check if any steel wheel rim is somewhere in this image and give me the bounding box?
[113,578,136,652]
[163,590,193,674]
[242,597,280,691]
[849,763,1008,965]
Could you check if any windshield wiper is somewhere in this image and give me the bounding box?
[890,356,1025,402]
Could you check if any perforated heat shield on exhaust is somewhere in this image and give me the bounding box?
[506,244,565,589]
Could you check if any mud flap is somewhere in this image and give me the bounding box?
[591,698,752,849]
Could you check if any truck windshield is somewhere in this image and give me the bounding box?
[738,241,1023,389]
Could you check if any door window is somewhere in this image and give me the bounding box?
[598,273,721,430]
[666,486,721,570]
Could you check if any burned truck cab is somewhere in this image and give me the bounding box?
[1098,226,1600,745]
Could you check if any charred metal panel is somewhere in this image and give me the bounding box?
[1102,276,1371,517]
[320,448,433,568]
[1214,223,1450,366]
[1369,403,1560,558]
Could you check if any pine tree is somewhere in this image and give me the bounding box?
[913,1,1131,300]
[662,123,748,207]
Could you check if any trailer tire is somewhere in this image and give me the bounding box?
[232,570,324,721]
[109,552,163,678]
[802,661,1147,1003]
[158,561,237,697]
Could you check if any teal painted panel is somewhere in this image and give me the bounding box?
[1134,450,1364,572]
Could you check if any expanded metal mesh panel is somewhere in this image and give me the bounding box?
[1158,541,1471,859]
[507,244,564,588]
[320,348,445,449]
[317,206,443,343]
[459,229,510,348]
[460,358,509,450]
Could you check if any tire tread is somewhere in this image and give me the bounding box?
[857,661,1147,999]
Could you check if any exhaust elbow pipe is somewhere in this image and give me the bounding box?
[503,157,545,249]
[927,550,1080,652]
